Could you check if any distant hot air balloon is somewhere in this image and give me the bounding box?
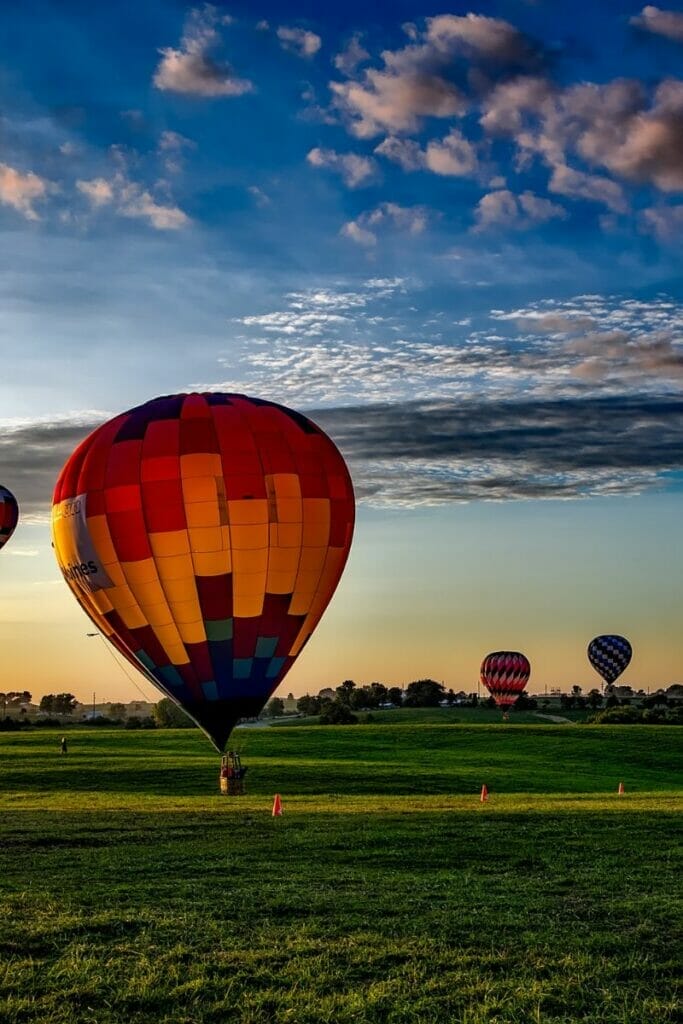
[480,651,531,710]
[0,485,18,552]
[587,635,632,688]
[51,393,355,751]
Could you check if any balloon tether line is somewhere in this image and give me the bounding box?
[90,633,155,704]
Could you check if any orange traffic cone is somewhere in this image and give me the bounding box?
[272,794,283,816]
[618,782,625,795]
[480,784,489,803]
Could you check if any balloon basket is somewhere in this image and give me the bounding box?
[219,751,247,796]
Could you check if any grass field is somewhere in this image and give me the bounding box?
[271,706,593,727]
[0,725,680,1023]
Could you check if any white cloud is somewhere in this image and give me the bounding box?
[334,34,370,75]
[0,163,50,220]
[119,186,190,230]
[641,203,683,240]
[376,129,478,177]
[77,173,190,230]
[547,164,627,213]
[473,189,566,231]
[340,220,377,246]
[341,202,430,245]
[331,69,465,138]
[247,185,271,207]
[154,5,253,97]
[277,26,322,58]
[306,147,377,187]
[76,177,114,207]
[631,6,683,43]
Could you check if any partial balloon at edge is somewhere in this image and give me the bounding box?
[0,485,19,552]
[51,392,355,751]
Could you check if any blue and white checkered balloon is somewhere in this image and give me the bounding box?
[587,635,632,686]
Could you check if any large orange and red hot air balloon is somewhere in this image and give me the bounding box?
[480,651,530,709]
[51,393,355,750]
[0,485,18,552]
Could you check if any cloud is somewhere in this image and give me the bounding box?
[641,203,683,239]
[473,189,566,231]
[547,163,627,213]
[7,397,682,513]
[118,185,190,230]
[631,6,683,43]
[0,413,106,519]
[334,34,370,76]
[277,26,322,58]
[306,147,377,187]
[567,329,683,382]
[0,163,50,220]
[154,5,253,97]
[376,129,478,177]
[77,174,190,230]
[76,177,114,207]
[314,395,683,505]
[422,13,541,67]
[222,288,683,409]
[247,185,271,207]
[340,220,377,246]
[341,202,430,246]
[331,69,465,138]
[484,75,683,198]
[330,13,541,139]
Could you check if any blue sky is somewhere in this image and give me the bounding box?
[1,1,683,698]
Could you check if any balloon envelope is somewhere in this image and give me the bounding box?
[0,485,18,552]
[480,651,531,708]
[587,635,632,686]
[52,393,355,750]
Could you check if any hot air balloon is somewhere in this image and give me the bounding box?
[51,393,355,751]
[480,651,531,711]
[0,485,18,552]
[587,635,632,689]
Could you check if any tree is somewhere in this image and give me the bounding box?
[153,698,195,728]
[39,693,76,714]
[318,700,357,725]
[264,697,285,718]
[571,685,582,696]
[404,679,446,707]
[336,680,356,706]
[5,691,31,706]
[387,687,403,707]
[587,689,603,709]
[297,694,321,716]
[109,703,126,720]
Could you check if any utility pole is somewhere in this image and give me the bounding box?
[92,690,96,721]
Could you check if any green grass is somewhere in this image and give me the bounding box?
[0,726,680,1023]
[271,706,593,727]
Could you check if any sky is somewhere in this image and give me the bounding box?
[1,0,683,701]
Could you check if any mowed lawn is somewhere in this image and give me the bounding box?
[0,725,680,1024]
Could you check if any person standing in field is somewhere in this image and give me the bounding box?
[60,736,68,755]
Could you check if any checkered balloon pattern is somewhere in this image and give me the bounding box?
[480,651,531,708]
[587,635,632,686]
[52,393,355,750]
[0,485,18,552]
